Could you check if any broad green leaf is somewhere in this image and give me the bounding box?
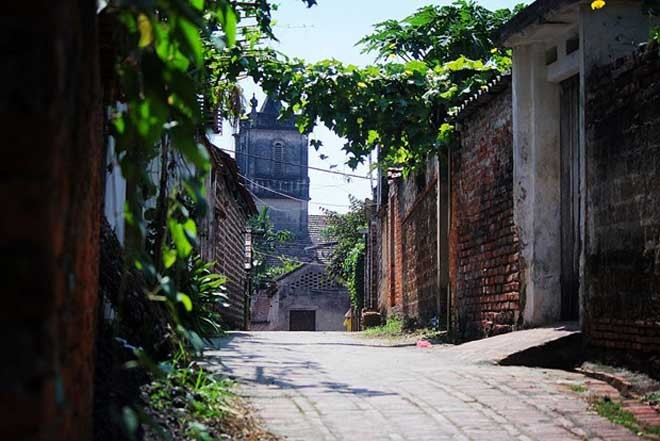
[176,18,203,66]
[222,5,238,47]
[137,14,153,48]
[177,292,193,312]
[183,218,197,238]
[113,114,125,134]
[163,248,177,269]
[168,219,193,258]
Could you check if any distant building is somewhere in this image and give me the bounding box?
[237,96,350,331]
[235,95,310,240]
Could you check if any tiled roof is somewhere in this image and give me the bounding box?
[308,214,329,246]
[263,214,333,270]
[201,136,257,215]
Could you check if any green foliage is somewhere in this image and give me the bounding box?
[321,197,368,293]
[178,256,228,339]
[248,207,295,288]
[146,363,235,439]
[358,0,521,65]
[651,26,660,44]
[321,196,367,281]
[250,0,518,171]
[100,0,318,358]
[592,397,660,436]
[644,391,660,405]
[343,241,366,310]
[98,0,316,436]
[321,196,367,309]
[265,257,303,279]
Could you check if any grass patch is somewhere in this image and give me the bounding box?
[361,317,404,338]
[142,363,280,440]
[144,364,236,440]
[592,397,660,438]
[569,383,587,394]
[594,399,640,434]
[644,391,660,405]
[360,317,449,344]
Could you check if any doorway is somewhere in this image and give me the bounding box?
[289,310,316,331]
[559,75,580,321]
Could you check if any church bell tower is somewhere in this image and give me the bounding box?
[235,96,310,238]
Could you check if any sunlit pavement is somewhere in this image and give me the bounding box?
[206,332,639,441]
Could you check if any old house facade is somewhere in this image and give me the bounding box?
[250,215,351,331]
[251,263,350,331]
[200,139,258,330]
[502,0,660,355]
[238,96,350,332]
[366,0,660,361]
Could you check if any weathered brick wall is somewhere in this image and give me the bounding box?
[1,2,104,439]
[585,46,660,355]
[364,202,380,311]
[389,178,404,314]
[372,164,442,324]
[400,174,439,323]
[213,171,253,330]
[376,204,391,314]
[451,84,521,340]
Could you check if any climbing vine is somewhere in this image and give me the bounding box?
[322,197,368,309]
[96,1,317,437]
[98,0,316,355]
[249,0,519,171]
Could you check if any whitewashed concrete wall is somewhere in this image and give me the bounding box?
[507,1,658,326]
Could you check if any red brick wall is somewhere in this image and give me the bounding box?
[1,2,104,439]
[373,165,443,324]
[451,85,520,340]
[377,204,390,314]
[585,46,660,355]
[389,180,404,312]
[401,178,439,322]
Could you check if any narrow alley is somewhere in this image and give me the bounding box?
[209,331,637,441]
[5,0,660,440]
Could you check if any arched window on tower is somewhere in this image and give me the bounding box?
[272,140,285,176]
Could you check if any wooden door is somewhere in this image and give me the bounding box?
[560,76,580,321]
[289,310,316,331]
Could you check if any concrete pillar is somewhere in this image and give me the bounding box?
[513,43,562,327]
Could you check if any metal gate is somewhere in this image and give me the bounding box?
[560,75,580,321]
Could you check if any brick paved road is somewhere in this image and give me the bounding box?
[207,332,639,441]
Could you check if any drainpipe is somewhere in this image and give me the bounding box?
[446,146,452,335]
[436,154,442,325]
[437,147,452,335]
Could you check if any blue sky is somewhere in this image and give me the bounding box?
[213,0,525,213]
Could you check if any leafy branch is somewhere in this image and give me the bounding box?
[248,0,518,171]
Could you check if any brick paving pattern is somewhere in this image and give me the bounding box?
[208,332,641,441]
